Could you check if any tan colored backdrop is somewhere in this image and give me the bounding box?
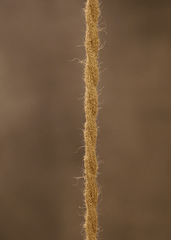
[0,1,171,240]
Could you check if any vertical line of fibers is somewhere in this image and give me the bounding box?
[82,1,101,240]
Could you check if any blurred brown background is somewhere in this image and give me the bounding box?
[0,0,171,240]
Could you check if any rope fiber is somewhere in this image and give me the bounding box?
[83,0,101,239]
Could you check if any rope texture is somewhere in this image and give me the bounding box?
[83,1,100,240]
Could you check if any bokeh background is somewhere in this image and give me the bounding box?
[0,0,171,239]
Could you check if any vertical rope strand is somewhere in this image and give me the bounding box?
[83,1,101,240]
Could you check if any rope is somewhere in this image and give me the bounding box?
[83,0,101,239]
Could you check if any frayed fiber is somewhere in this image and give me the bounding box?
[82,0,101,240]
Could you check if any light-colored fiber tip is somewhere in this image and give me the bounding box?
[83,0,101,240]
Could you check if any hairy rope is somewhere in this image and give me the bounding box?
[83,0,101,240]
